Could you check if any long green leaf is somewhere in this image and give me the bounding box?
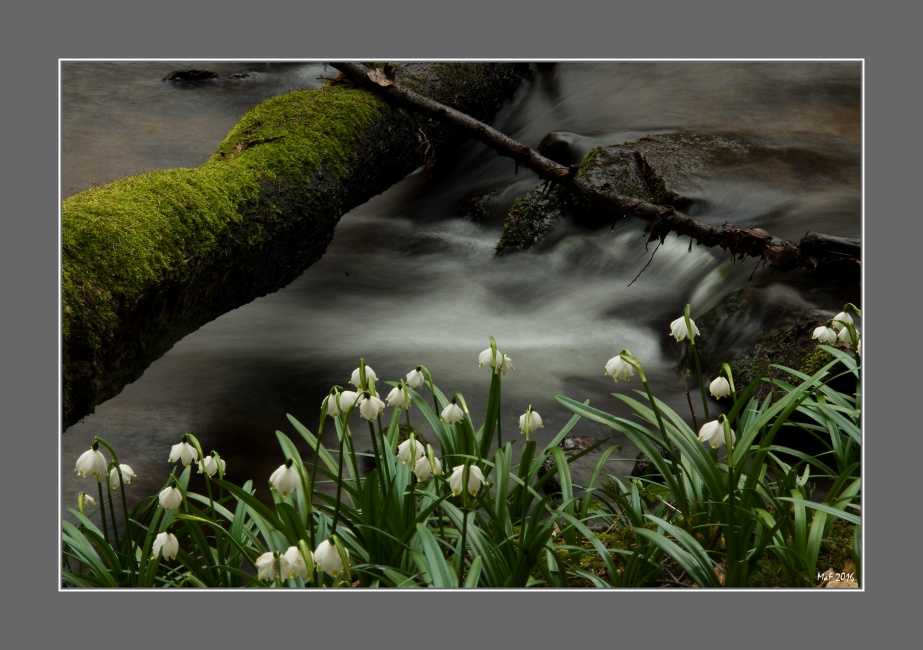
[414,523,457,588]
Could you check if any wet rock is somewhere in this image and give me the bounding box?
[692,285,834,403]
[495,183,567,254]
[537,434,600,496]
[163,69,220,81]
[496,132,753,253]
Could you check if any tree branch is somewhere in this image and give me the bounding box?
[332,62,860,281]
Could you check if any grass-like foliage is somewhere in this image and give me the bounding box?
[62,307,861,588]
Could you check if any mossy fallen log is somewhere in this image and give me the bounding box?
[62,62,528,430]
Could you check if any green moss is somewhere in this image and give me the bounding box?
[495,185,565,254]
[62,85,385,364]
[796,347,836,379]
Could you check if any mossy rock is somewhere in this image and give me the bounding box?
[495,184,567,254]
[495,132,753,254]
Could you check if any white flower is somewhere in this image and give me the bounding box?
[838,326,857,346]
[479,348,514,375]
[397,438,425,465]
[518,409,544,435]
[152,532,179,560]
[109,464,137,488]
[81,493,96,507]
[709,377,731,399]
[605,355,634,382]
[406,368,425,388]
[350,365,377,388]
[812,325,837,345]
[255,551,284,581]
[269,463,301,498]
[414,454,443,481]
[324,390,360,417]
[168,440,199,466]
[315,539,346,575]
[831,311,853,332]
[158,485,183,510]
[698,419,735,449]
[386,385,408,409]
[359,394,386,420]
[441,401,465,425]
[282,546,312,579]
[478,347,501,368]
[449,464,486,496]
[670,315,700,342]
[198,455,226,477]
[75,447,107,478]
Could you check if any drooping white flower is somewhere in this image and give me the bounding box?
[518,409,544,435]
[449,464,486,496]
[441,401,465,425]
[81,493,96,507]
[397,438,425,465]
[359,394,386,421]
[709,377,731,399]
[255,551,285,581]
[269,462,300,498]
[605,355,634,382]
[831,311,853,332]
[838,326,857,346]
[109,463,137,488]
[152,532,179,560]
[198,454,226,477]
[478,347,501,368]
[324,389,360,417]
[386,385,408,409]
[158,485,183,510]
[414,454,443,481]
[405,368,425,388]
[75,446,108,478]
[314,539,346,575]
[812,325,838,345]
[498,354,514,376]
[168,440,199,466]
[670,315,700,342]
[350,365,377,389]
[698,419,735,449]
[282,546,312,579]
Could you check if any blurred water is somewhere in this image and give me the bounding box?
[60,61,861,523]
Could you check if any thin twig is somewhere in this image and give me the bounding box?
[628,240,662,287]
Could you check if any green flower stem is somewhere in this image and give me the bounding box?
[457,461,470,583]
[723,417,743,586]
[684,306,710,423]
[95,476,110,546]
[332,424,347,535]
[517,440,536,551]
[496,379,503,449]
[93,437,134,584]
[105,470,121,552]
[721,363,740,433]
[376,411,392,486]
[622,351,690,518]
[424,369,440,417]
[367,417,382,474]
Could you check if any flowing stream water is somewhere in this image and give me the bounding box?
[60,60,861,524]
